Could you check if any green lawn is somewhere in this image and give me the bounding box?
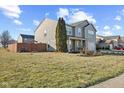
[0,48,124,88]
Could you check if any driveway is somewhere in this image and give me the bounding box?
[89,74,124,88]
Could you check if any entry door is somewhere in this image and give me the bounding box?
[75,40,81,51]
[72,40,75,52]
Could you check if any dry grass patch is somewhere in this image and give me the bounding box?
[0,48,124,87]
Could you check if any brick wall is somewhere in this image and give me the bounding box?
[8,43,47,52]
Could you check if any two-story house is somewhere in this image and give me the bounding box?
[35,18,96,52]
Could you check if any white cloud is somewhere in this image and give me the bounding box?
[68,10,96,24]
[101,25,121,36]
[13,19,22,25]
[45,12,49,17]
[0,5,23,26]
[70,8,79,12]
[114,16,121,21]
[33,20,40,26]
[103,25,110,30]
[120,9,124,16]
[57,8,69,18]
[0,5,22,19]
[114,25,121,30]
[103,31,113,36]
[57,8,96,24]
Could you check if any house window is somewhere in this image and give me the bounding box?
[44,30,47,36]
[88,30,94,35]
[23,38,29,43]
[66,26,72,35]
[24,38,28,42]
[77,28,81,36]
[24,38,27,41]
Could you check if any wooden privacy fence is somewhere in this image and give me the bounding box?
[8,43,47,52]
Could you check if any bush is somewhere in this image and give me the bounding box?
[93,52,103,56]
[86,51,94,55]
[80,50,103,57]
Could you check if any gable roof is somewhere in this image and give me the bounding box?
[34,18,97,33]
[70,20,97,32]
[103,35,120,40]
[20,34,34,39]
[96,35,120,40]
[70,20,89,27]
[90,23,97,31]
[105,40,113,44]
[34,18,57,32]
[85,23,97,32]
[96,35,104,41]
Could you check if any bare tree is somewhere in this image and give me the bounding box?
[0,31,11,48]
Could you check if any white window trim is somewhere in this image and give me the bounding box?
[88,30,94,35]
[77,28,81,36]
[66,26,73,35]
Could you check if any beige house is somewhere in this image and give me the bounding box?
[35,18,97,52]
[17,34,34,43]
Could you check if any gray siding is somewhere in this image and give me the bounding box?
[85,24,96,51]
[71,20,89,38]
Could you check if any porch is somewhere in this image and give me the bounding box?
[67,36,86,52]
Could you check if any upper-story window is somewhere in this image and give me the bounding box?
[66,26,73,35]
[77,28,81,36]
[44,30,47,36]
[24,38,28,41]
[88,30,94,35]
[24,38,32,43]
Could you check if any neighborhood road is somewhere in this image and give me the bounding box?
[89,74,124,88]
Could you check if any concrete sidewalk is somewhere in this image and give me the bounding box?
[89,74,124,88]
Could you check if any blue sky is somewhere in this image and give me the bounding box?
[0,5,124,40]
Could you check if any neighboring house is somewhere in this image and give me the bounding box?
[103,35,124,48]
[96,35,124,49]
[118,36,124,47]
[0,38,16,47]
[17,34,34,43]
[8,34,46,52]
[0,43,2,47]
[35,18,97,52]
[8,39,17,44]
[96,35,104,43]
